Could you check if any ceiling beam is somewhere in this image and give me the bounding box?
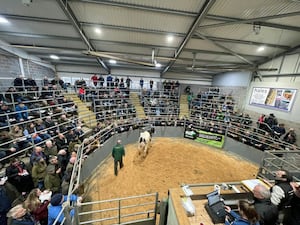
[161,0,216,76]
[31,50,250,65]
[257,44,300,65]
[201,12,300,30]
[1,14,290,50]
[2,14,70,24]
[194,32,255,65]
[0,39,55,70]
[83,22,289,49]
[9,41,266,60]
[0,31,80,41]
[1,26,288,50]
[52,61,99,66]
[193,36,289,50]
[56,0,110,72]
[70,0,197,17]
[92,40,267,58]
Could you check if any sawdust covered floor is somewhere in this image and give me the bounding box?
[85,137,258,201]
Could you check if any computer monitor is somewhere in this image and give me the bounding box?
[205,190,226,223]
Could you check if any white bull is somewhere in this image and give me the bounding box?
[138,131,151,157]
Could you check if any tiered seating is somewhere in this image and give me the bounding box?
[140,89,180,118]
[92,88,136,122]
[187,88,298,152]
[0,87,85,167]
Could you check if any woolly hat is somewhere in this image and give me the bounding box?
[51,193,64,206]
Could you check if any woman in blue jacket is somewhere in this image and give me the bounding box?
[225,200,260,225]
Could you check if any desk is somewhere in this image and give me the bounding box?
[167,183,251,225]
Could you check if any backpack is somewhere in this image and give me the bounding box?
[0,186,12,213]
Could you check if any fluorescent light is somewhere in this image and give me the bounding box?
[109,59,116,64]
[94,28,102,34]
[155,63,162,68]
[50,55,59,60]
[0,16,9,24]
[257,46,265,52]
[167,35,174,42]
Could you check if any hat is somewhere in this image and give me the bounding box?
[50,193,64,206]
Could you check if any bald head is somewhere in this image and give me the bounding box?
[253,184,270,199]
[117,139,121,144]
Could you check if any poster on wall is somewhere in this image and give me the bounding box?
[249,87,297,111]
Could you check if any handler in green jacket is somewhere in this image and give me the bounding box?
[112,139,125,176]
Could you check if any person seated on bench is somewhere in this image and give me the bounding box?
[225,200,259,225]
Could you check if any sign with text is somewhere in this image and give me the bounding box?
[195,130,225,148]
[250,87,297,111]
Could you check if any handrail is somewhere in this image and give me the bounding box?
[0,100,76,131]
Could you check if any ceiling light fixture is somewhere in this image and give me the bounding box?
[155,61,161,68]
[94,28,102,34]
[167,35,174,42]
[50,55,59,60]
[257,46,265,52]
[109,59,116,64]
[0,16,9,24]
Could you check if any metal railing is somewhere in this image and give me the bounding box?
[78,193,158,225]
[258,150,300,182]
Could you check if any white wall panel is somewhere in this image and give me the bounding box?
[245,81,300,123]
[281,54,300,74]
[212,71,252,87]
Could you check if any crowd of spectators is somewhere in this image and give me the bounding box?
[89,75,132,89]
[140,89,180,117]
[138,80,180,118]
[0,77,299,225]
[188,89,298,152]
[0,80,88,225]
[93,91,136,122]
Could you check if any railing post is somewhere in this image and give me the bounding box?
[118,199,121,224]
[73,205,80,225]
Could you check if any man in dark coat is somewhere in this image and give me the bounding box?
[5,158,34,194]
[270,170,294,224]
[253,184,278,225]
[283,182,300,225]
[112,140,125,176]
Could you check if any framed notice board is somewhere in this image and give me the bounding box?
[249,87,297,111]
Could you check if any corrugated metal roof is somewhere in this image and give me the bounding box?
[0,0,299,77]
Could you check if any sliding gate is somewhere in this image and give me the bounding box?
[78,193,159,225]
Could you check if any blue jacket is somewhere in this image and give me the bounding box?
[15,104,28,121]
[48,194,78,225]
[225,210,260,225]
